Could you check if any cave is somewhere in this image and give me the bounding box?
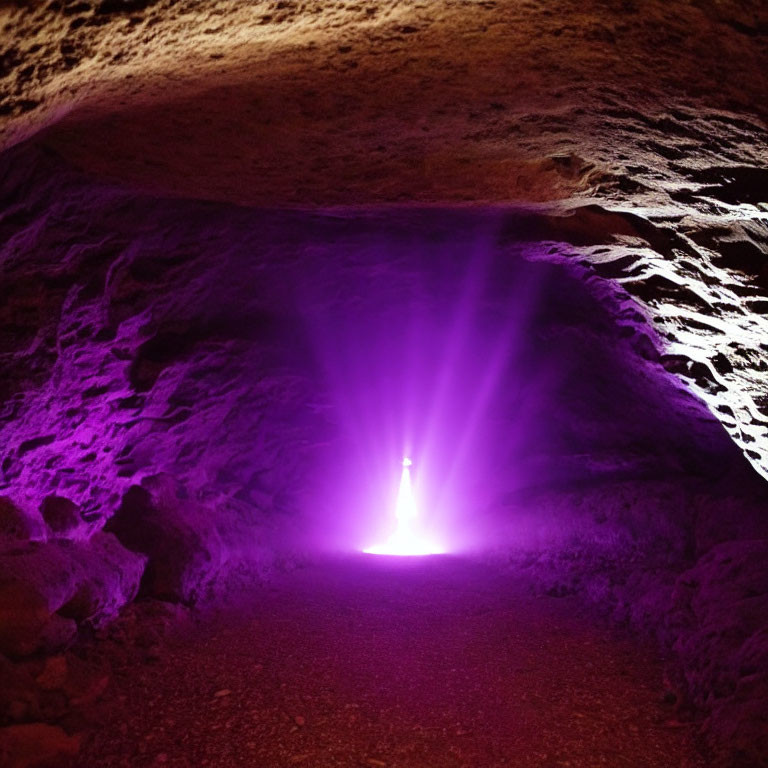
[1,2,767,767]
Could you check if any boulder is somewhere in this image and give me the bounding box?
[0,544,80,658]
[56,533,146,626]
[0,576,78,658]
[0,534,145,657]
[0,498,44,546]
[105,474,225,603]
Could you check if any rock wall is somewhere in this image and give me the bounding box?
[0,135,766,765]
[1,1,767,479]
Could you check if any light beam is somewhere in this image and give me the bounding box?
[363,457,445,556]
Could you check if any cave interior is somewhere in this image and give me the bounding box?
[0,2,767,767]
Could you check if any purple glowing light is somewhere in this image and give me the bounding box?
[302,223,544,557]
[363,457,445,556]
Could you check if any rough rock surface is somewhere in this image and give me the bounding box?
[0,722,81,768]
[0,139,767,763]
[672,539,768,762]
[0,144,756,516]
[0,531,145,657]
[497,478,768,767]
[0,498,44,543]
[105,474,227,603]
[40,495,86,539]
[1,0,767,480]
[0,1,767,766]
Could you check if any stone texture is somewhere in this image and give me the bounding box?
[671,540,768,765]
[502,482,768,768]
[0,722,81,768]
[0,1,766,764]
[0,144,765,762]
[0,532,145,657]
[105,474,226,603]
[0,146,752,519]
[0,134,765,763]
[0,0,766,483]
[0,498,44,543]
[0,578,77,659]
[57,532,147,625]
[39,495,84,538]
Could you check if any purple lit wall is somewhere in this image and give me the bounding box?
[0,144,754,563]
[294,211,751,559]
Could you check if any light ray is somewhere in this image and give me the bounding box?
[363,457,444,556]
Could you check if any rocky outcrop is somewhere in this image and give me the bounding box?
[515,201,768,485]
[105,474,226,603]
[0,484,145,661]
[500,479,768,768]
[0,532,145,657]
[672,540,768,766]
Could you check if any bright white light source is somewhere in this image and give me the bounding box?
[363,457,444,556]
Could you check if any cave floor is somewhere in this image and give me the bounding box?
[77,556,705,767]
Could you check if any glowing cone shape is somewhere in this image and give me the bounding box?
[364,457,444,556]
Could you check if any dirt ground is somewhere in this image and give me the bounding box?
[75,556,706,767]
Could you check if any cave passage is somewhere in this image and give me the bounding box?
[1,0,767,755]
[1,147,766,767]
[1,152,766,767]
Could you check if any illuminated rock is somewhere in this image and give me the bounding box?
[0,533,145,656]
